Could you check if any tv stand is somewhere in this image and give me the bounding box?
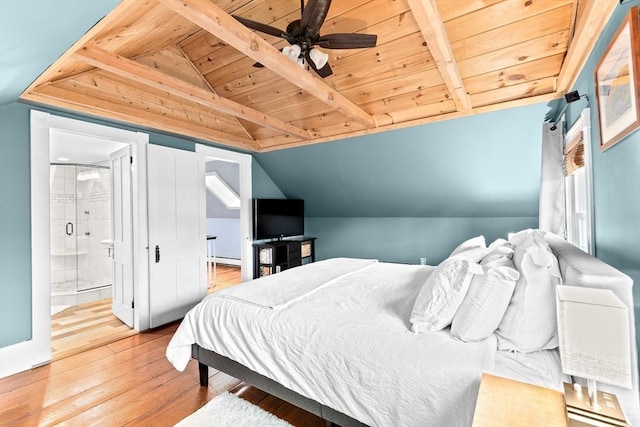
[253,237,316,279]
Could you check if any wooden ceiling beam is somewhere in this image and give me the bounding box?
[157,0,377,129]
[407,0,472,111]
[556,0,617,93]
[73,45,310,141]
[24,84,259,151]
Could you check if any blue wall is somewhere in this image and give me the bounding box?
[307,217,537,264]
[0,0,120,107]
[0,103,32,347]
[255,102,550,264]
[252,159,285,199]
[561,0,640,349]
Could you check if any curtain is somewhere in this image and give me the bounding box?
[564,131,584,176]
[539,122,566,236]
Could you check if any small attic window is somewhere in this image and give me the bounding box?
[205,172,240,209]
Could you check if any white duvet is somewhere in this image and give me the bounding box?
[166,259,498,427]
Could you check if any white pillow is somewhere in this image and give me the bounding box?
[449,235,489,263]
[487,238,514,256]
[479,239,514,266]
[410,257,482,333]
[497,230,562,352]
[481,249,514,266]
[488,238,511,250]
[451,262,519,342]
[507,228,544,246]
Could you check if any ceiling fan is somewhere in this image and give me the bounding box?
[233,0,377,78]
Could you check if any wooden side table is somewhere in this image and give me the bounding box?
[472,373,568,427]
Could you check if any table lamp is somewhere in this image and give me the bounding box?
[556,285,632,425]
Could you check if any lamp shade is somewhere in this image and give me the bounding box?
[556,286,632,389]
[309,48,329,69]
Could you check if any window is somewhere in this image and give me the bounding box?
[564,109,594,254]
[205,172,240,209]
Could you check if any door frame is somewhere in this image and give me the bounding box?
[196,144,253,281]
[29,111,149,369]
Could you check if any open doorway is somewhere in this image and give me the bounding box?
[204,160,242,292]
[48,130,136,359]
[30,111,149,368]
[196,144,253,283]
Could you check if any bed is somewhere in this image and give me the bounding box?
[166,231,639,427]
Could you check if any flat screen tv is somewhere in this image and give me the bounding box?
[253,198,304,240]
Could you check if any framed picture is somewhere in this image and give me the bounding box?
[595,6,640,152]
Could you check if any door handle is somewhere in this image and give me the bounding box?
[155,245,160,263]
[66,222,74,236]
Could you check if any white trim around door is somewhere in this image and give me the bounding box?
[26,111,148,373]
[195,144,253,282]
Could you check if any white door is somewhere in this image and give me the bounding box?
[147,144,206,328]
[110,146,134,327]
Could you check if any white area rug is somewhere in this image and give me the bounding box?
[174,392,293,427]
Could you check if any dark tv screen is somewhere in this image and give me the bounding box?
[253,199,304,240]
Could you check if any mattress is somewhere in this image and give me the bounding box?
[167,259,561,426]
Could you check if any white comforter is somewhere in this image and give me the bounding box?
[166,259,498,427]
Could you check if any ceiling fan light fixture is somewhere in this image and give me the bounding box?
[235,0,377,78]
[282,44,301,60]
[309,48,329,69]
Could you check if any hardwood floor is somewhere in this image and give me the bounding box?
[208,263,242,293]
[51,299,137,361]
[0,322,325,427]
[16,265,322,426]
[51,264,242,361]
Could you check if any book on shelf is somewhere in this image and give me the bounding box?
[301,242,311,258]
[259,248,272,264]
[563,383,628,427]
[260,266,271,276]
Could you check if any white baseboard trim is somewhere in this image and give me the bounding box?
[0,340,34,379]
[209,256,241,266]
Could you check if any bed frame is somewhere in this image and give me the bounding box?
[190,234,640,427]
[192,344,367,427]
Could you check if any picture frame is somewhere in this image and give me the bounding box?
[595,6,640,152]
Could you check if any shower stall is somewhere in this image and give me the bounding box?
[50,164,113,312]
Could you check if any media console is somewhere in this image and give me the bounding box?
[253,237,316,279]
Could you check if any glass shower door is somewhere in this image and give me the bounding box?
[50,165,79,294]
[50,164,112,299]
[75,166,112,292]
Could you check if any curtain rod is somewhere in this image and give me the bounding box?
[550,90,589,131]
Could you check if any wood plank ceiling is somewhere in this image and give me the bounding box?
[20,0,618,152]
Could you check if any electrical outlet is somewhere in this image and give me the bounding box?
[419,257,427,265]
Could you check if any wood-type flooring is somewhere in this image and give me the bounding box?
[51,265,241,361]
[0,321,325,426]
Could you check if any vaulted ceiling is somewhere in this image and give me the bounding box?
[20,0,617,152]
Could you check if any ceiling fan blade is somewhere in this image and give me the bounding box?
[316,33,378,49]
[233,16,285,38]
[305,50,333,78]
[300,0,332,38]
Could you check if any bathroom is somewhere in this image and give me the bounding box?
[49,130,128,315]
[49,164,112,314]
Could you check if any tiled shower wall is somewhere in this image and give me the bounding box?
[50,165,111,295]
